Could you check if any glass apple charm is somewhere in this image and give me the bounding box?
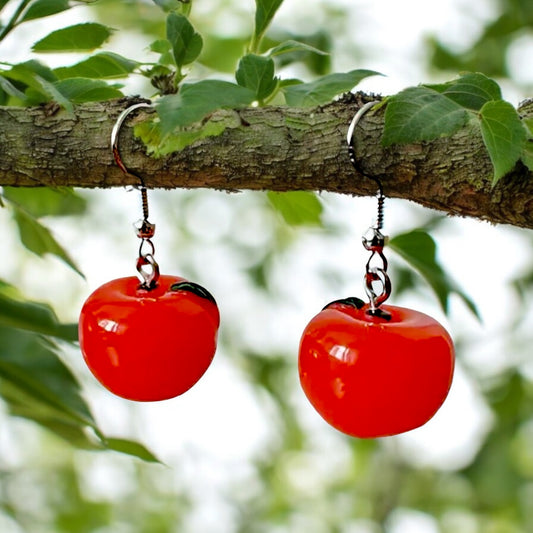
[298,101,455,438]
[79,103,219,401]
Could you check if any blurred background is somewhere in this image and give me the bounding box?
[1,0,533,532]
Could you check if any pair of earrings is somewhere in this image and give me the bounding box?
[78,102,455,439]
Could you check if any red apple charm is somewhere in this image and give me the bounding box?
[298,298,455,438]
[79,275,219,401]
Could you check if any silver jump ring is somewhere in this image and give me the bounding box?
[139,238,155,259]
[365,267,392,310]
[136,253,160,291]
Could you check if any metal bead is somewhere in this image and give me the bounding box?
[362,227,386,252]
[135,220,156,239]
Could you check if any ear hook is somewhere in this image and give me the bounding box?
[111,102,160,290]
[347,100,392,317]
[111,102,152,180]
[111,102,153,221]
[346,100,384,230]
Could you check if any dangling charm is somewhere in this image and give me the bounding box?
[298,101,455,438]
[79,103,219,402]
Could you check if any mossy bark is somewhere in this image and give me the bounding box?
[1,94,532,229]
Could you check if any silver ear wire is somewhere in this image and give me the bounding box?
[111,102,160,290]
[111,102,152,180]
[347,100,391,316]
[346,100,384,230]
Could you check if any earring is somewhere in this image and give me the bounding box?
[78,103,220,402]
[298,101,455,438]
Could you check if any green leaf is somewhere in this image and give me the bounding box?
[54,78,123,103]
[282,69,380,107]
[521,140,533,172]
[20,0,70,22]
[3,61,73,111]
[253,0,284,51]
[0,88,8,105]
[152,0,179,11]
[0,281,78,341]
[200,35,249,74]
[0,325,160,462]
[522,116,533,172]
[8,59,57,82]
[32,23,113,52]
[30,75,73,110]
[156,80,255,132]
[0,326,95,429]
[523,116,533,136]
[135,115,229,157]
[388,230,480,319]
[2,187,87,217]
[479,100,526,185]
[0,74,28,101]
[267,39,329,57]
[236,53,277,101]
[149,38,171,54]
[54,52,138,80]
[382,86,468,145]
[426,72,502,111]
[12,206,84,277]
[103,438,161,463]
[279,78,303,88]
[267,191,323,226]
[166,12,203,68]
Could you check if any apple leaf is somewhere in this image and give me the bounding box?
[267,39,328,57]
[0,74,28,101]
[20,0,70,22]
[11,205,84,277]
[54,52,138,80]
[54,78,123,103]
[479,100,526,185]
[282,69,380,107]
[0,325,96,428]
[3,61,73,111]
[103,438,161,463]
[253,0,284,51]
[32,23,113,52]
[425,72,502,111]
[156,80,255,132]
[389,230,480,319]
[2,187,87,218]
[236,53,277,101]
[382,86,468,145]
[0,324,161,462]
[267,191,323,226]
[166,12,203,68]
[0,281,78,341]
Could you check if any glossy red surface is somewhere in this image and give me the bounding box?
[79,275,219,401]
[298,302,455,438]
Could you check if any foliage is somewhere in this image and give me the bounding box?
[0,0,533,532]
[383,73,532,185]
[0,0,489,454]
[0,0,528,187]
[389,230,480,319]
[429,0,533,79]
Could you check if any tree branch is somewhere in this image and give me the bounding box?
[1,94,532,229]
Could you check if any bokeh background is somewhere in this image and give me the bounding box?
[1,0,533,532]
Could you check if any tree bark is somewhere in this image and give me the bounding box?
[1,94,532,229]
